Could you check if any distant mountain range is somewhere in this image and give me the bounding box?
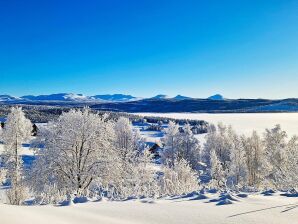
[2,93,298,113]
[0,93,223,103]
[0,93,140,103]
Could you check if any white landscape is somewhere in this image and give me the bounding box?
[0,110,297,224]
[1,1,298,222]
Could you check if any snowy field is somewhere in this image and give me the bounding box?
[0,193,297,224]
[135,113,298,137]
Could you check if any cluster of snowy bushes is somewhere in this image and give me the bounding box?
[0,107,198,205]
[0,107,297,206]
[204,123,298,191]
[162,121,298,191]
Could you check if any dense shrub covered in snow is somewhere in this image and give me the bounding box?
[159,159,199,196]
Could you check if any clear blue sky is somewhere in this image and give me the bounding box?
[0,0,297,99]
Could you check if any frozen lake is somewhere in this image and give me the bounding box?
[135,113,298,137]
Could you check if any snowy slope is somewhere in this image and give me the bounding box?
[0,194,297,224]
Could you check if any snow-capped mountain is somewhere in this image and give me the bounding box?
[21,93,95,102]
[173,95,192,100]
[207,94,225,100]
[151,94,171,99]
[0,93,228,103]
[92,94,140,102]
[0,95,21,102]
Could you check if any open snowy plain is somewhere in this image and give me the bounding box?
[136,113,298,137]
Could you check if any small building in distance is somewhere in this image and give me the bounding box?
[147,142,162,159]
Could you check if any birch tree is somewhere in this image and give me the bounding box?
[177,124,201,170]
[209,150,226,190]
[263,125,288,189]
[203,123,232,171]
[243,131,265,188]
[30,108,116,201]
[228,134,247,188]
[109,117,157,199]
[160,159,199,196]
[1,107,32,205]
[281,135,298,189]
[161,122,201,170]
[160,121,180,166]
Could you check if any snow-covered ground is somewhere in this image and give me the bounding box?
[135,113,298,137]
[0,193,297,224]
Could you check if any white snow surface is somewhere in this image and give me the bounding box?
[0,194,297,224]
[135,113,298,137]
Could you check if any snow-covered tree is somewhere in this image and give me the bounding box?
[114,117,145,159]
[1,107,32,205]
[0,159,6,184]
[0,153,5,184]
[108,117,157,199]
[203,123,235,188]
[107,149,158,199]
[161,122,201,170]
[243,131,265,188]
[29,108,116,201]
[209,150,226,190]
[203,123,232,172]
[228,134,247,188]
[177,124,201,170]
[280,135,298,189]
[263,125,288,189]
[160,159,199,196]
[160,121,180,166]
[0,170,5,184]
[204,124,250,189]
